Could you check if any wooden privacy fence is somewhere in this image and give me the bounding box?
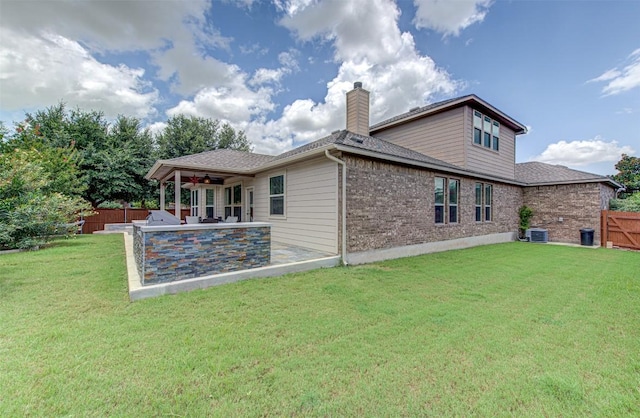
[82,208,190,234]
[601,210,640,250]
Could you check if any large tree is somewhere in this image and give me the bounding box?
[156,115,251,159]
[84,116,156,206]
[8,104,158,207]
[612,153,640,196]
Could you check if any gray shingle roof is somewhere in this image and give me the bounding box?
[515,161,612,185]
[370,96,470,130]
[160,149,276,171]
[271,130,460,171]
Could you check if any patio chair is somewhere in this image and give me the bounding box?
[76,219,85,234]
[224,216,238,223]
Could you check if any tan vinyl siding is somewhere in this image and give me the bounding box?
[254,156,338,254]
[374,105,517,180]
[464,106,516,179]
[373,107,466,167]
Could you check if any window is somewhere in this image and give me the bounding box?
[483,116,492,148]
[435,177,459,224]
[205,189,214,218]
[484,184,493,221]
[472,110,500,151]
[449,179,459,223]
[190,189,199,217]
[434,177,445,224]
[492,121,500,151]
[475,183,482,222]
[473,111,482,145]
[475,182,493,222]
[269,174,285,216]
[224,184,242,221]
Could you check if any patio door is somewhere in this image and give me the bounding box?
[246,187,254,222]
[224,184,242,222]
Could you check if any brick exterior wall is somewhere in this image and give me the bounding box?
[344,155,523,252]
[133,224,270,285]
[522,182,615,244]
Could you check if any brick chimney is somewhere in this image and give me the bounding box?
[346,81,370,136]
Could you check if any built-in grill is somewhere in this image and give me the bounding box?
[145,210,181,226]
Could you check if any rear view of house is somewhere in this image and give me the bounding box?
[146,82,620,266]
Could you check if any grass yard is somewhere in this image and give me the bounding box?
[1,235,639,416]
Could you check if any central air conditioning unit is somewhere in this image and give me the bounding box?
[526,228,548,243]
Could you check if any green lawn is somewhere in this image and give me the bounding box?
[1,235,639,416]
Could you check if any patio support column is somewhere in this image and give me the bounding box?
[160,182,166,211]
[174,170,181,218]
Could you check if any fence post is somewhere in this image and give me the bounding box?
[601,210,607,247]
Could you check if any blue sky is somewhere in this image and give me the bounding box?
[1,0,638,175]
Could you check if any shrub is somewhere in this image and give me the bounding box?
[0,148,93,250]
[518,205,534,238]
[609,193,640,212]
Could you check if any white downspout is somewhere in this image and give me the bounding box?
[325,150,348,266]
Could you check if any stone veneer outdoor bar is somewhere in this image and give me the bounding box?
[133,221,271,285]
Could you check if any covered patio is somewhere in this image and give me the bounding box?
[145,149,276,222]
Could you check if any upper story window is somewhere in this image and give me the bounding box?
[473,110,500,151]
[435,177,459,224]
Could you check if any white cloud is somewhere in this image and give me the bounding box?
[0,0,250,115]
[589,48,640,96]
[239,43,269,56]
[249,49,299,87]
[0,0,217,119]
[1,0,462,158]
[0,0,210,52]
[167,85,275,125]
[152,46,245,96]
[167,0,460,155]
[274,0,316,16]
[244,0,459,153]
[412,0,493,37]
[533,137,635,167]
[0,30,157,119]
[147,121,168,137]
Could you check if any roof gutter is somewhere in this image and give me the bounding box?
[324,150,348,266]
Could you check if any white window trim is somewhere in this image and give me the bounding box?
[474,182,493,223]
[269,172,286,218]
[435,177,459,225]
[204,188,215,219]
[190,189,199,217]
[472,110,500,152]
[474,182,483,223]
[484,184,493,222]
[224,182,243,222]
[449,179,459,224]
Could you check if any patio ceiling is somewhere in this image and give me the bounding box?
[155,165,254,185]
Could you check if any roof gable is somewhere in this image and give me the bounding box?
[269,130,460,171]
[370,94,527,134]
[158,149,275,171]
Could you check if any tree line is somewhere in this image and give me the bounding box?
[0,103,251,249]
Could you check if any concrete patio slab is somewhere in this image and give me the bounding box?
[123,233,340,301]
